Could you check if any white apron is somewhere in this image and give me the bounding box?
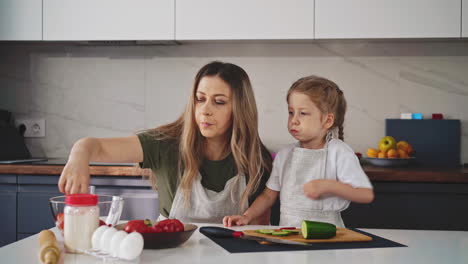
[279,140,345,228]
[165,173,248,223]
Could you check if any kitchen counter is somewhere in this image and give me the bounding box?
[0,158,148,176]
[363,164,468,183]
[1,162,467,183]
[1,224,467,264]
[0,164,146,176]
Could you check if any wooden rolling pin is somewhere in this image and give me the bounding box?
[38,230,60,264]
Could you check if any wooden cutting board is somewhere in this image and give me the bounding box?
[243,228,372,243]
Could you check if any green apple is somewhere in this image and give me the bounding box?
[378,136,397,152]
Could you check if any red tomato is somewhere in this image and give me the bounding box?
[279,227,297,230]
[151,225,163,233]
[56,213,64,230]
[165,224,176,232]
[156,219,172,226]
[123,219,152,233]
[171,219,184,232]
[155,219,184,232]
[174,225,183,232]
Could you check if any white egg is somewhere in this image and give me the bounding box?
[109,231,128,257]
[91,225,109,250]
[118,232,144,260]
[99,227,117,253]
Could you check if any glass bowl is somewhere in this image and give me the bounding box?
[49,195,123,235]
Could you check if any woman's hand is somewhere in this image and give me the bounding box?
[58,136,144,194]
[58,137,95,194]
[223,215,251,227]
[58,157,91,194]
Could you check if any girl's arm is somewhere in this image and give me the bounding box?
[58,136,143,194]
[223,187,279,227]
[249,208,271,225]
[303,179,374,204]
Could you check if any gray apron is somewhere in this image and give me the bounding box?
[165,173,248,223]
[280,140,345,228]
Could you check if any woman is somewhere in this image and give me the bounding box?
[58,61,274,224]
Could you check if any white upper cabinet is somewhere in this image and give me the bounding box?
[463,0,468,37]
[43,0,174,41]
[0,0,42,41]
[176,0,314,40]
[315,0,461,39]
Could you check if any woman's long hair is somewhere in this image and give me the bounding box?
[149,61,272,207]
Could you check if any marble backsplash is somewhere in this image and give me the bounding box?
[0,41,467,164]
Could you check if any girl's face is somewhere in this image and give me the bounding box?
[287,91,333,149]
[195,76,233,140]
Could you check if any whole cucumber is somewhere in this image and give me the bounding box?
[301,220,336,239]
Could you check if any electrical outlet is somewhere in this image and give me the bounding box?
[14,119,46,138]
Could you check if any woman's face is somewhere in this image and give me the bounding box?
[195,76,233,140]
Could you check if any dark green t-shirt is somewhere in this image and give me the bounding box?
[137,132,270,218]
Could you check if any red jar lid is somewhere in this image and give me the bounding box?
[65,194,98,206]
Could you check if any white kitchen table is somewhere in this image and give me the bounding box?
[1,224,467,264]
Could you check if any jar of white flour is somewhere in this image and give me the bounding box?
[64,194,99,253]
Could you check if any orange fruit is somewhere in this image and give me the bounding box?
[397,149,409,158]
[397,141,414,156]
[377,151,387,158]
[367,148,379,158]
[407,144,414,156]
[387,149,398,159]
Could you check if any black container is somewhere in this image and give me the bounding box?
[385,119,461,167]
[0,122,31,161]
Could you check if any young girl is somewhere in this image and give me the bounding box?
[223,75,374,228]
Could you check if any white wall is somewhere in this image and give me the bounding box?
[0,42,467,163]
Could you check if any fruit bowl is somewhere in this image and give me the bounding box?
[364,157,415,167]
[49,195,123,235]
[115,222,198,249]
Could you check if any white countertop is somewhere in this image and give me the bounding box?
[1,224,468,264]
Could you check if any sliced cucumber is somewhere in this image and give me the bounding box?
[282,229,300,235]
[256,229,275,235]
[271,231,290,236]
[301,220,336,239]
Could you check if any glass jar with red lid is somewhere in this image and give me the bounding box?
[64,194,99,253]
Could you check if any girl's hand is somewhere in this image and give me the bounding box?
[58,157,90,194]
[223,215,251,227]
[303,179,334,200]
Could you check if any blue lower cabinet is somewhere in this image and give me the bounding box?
[0,181,17,247]
[17,175,63,235]
[17,189,61,234]
[17,233,34,240]
[342,182,468,230]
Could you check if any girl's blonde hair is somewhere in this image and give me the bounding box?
[287,75,347,140]
[149,61,272,207]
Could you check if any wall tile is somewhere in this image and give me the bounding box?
[0,42,466,164]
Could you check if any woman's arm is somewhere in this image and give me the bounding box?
[303,179,374,204]
[224,188,279,227]
[58,136,143,194]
